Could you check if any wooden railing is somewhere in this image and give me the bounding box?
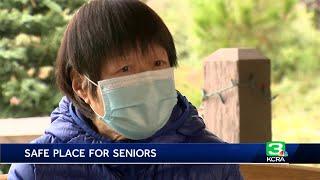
[0,174,7,180]
[1,165,320,179]
[202,48,271,143]
[240,165,320,179]
[0,117,50,143]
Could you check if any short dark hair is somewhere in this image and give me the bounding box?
[55,0,177,119]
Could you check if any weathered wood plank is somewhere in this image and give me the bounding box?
[0,174,7,180]
[203,48,271,143]
[241,165,320,180]
[0,117,50,143]
[2,165,319,180]
[0,135,40,143]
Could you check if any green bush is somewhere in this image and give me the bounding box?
[0,0,85,118]
[0,164,10,174]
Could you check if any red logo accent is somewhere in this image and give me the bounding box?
[279,150,284,156]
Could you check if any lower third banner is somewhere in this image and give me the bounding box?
[0,142,319,163]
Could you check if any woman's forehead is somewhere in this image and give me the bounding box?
[106,45,168,65]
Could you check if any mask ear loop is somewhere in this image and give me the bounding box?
[84,75,98,87]
[84,75,106,118]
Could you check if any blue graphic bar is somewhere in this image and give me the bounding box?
[0,143,319,163]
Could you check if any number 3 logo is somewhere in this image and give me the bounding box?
[266,142,285,156]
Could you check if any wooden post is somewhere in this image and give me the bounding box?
[203,48,271,143]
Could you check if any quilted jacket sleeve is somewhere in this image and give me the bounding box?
[7,134,56,180]
[8,164,35,180]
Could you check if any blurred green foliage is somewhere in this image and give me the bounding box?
[0,164,10,175]
[0,0,85,118]
[192,0,320,82]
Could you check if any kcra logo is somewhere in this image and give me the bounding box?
[266,141,288,163]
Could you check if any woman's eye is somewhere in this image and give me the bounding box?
[121,66,129,72]
[154,60,163,67]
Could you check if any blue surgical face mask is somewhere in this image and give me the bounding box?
[85,68,177,140]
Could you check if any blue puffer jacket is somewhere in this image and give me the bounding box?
[8,93,243,180]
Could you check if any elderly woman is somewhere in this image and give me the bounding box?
[9,0,242,179]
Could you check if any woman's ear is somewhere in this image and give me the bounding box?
[71,69,90,104]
